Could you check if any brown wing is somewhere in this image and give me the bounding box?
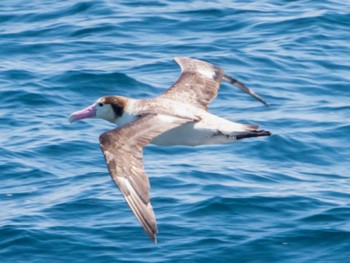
[160,57,225,110]
[99,114,191,243]
[161,57,269,108]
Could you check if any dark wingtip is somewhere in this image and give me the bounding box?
[147,232,157,244]
[223,74,269,107]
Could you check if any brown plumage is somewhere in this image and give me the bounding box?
[160,57,225,110]
[99,114,192,243]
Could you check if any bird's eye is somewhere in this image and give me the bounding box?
[98,102,104,107]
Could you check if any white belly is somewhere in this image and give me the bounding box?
[151,114,248,146]
[151,122,212,146]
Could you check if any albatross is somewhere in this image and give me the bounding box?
[69,57,271,243]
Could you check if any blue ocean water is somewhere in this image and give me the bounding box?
[1,0,350,262]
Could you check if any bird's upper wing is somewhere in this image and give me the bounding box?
[160,57,225,110]
[160,57,268,108]
[99,114,193,243]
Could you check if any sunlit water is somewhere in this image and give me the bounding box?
[1,0,350,262]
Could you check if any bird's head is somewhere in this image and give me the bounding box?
[69,96,126,124]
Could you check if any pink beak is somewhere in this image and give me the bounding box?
[69,104,97,123]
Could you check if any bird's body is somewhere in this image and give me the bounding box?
[69,57,271,243]
[116,97,262,146]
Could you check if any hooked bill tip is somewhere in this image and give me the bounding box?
[68,114,76,123]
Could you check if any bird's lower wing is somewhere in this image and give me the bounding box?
[99,114,193,243]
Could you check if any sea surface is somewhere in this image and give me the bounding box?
[1,0,350,262]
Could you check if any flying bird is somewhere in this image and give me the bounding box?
[69,57,271,243]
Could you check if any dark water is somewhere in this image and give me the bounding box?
[1,0,350,262]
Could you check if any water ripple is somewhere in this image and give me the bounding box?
[1,0,350,262]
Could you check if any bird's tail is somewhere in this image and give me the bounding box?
[235,130,271,140]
